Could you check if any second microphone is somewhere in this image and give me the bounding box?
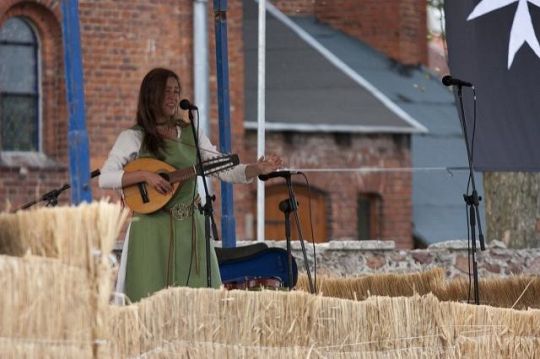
[180,99,198,110]
[258,170,302,181]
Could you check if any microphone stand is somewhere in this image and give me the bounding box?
[456,86,485,305]
[186,108,219,288]
[278,174,315,293]
[17,169,100,211]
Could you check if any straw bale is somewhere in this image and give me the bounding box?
[296,268,446,301]
[116,287,452,354]
[0,255,92,341]
[108,288,278,354]
[455,335,540,357]
[0,201,127,270]
[132,340,320,359]
[0,338,92,359]
[437,300,540,339]
[434,275,540,309]
[106,304,141,358]
[131,340,459,358]
[323,294,445,352]
[132,287,333,350]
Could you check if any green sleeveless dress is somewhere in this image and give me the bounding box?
[125,125,222,302]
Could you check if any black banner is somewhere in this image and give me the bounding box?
[445,0,540,171]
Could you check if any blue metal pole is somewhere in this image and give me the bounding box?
[60,0,92,204]
[213,0,236,247]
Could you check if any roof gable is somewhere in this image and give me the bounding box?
[243,0,426,134]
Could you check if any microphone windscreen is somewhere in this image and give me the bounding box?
[442,75,453,86]
[179,99,191,110]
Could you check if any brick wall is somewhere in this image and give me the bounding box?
[1,1,415,248]
[270,0,315,15]
[78,0,194,196]
[0,0,252,236]
[314,0,427,65]
[0,166,68,210]
[245,132,413,248]
[1,1,68,207]
[265,0,428,66]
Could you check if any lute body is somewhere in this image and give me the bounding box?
[122,154,239,214]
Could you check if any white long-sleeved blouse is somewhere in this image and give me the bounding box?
[98,126,251,190]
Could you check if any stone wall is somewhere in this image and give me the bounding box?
[229,240,540,279]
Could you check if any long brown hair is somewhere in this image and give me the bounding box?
[136,68,181,157]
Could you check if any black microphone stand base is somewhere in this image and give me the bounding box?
[279,198,296,291]
[464,192,481,305]
[456,85,485,306]
[278,175,315,294]
[187,106,219,288]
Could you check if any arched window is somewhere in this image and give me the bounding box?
[0,17,40,152]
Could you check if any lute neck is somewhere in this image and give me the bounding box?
[168,166,196,184]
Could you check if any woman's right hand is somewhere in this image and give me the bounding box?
[144,171,173,194]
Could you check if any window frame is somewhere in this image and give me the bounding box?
[357,192,383,241]
[0,16,42,154]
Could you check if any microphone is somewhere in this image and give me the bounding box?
[258,170,302,181]
[442,75,473,87]
[179,99,198,110]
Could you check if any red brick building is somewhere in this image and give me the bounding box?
[0,0,427,248]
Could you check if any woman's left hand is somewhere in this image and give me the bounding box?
[245,154,284,179]
[256,154,283,175]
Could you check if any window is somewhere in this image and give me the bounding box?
[357,193,382,240]
[0,17,40,152]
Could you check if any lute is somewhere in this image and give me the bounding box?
[122,154,239,214]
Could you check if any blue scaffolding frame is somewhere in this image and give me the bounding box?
[61,0,92,204]
[213,0,236,247]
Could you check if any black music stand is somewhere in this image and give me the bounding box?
[18,169,100,211]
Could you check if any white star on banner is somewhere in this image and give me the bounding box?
[468,0,540,68]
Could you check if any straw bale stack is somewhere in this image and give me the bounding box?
[0,202,127,358]
[109,287,540,358]
[4,202,540,358]
[297,269,540,310]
